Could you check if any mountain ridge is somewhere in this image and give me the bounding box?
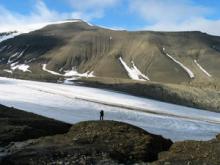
[0,20,219,84]
[0,20,220,111]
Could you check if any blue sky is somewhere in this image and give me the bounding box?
[0,0,220,35]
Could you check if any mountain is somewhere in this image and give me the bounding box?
[0,19,220,83]
[0,19,219,111]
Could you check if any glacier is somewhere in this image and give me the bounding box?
[0,77,220,141]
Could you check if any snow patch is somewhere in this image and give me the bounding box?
[84,21,94,26]
[42,64,95,79]
[119,57,150,81]
[0,20,83,34]
[194,60,212,77]
[131,61,150,80]
[7,49,26,64]
[0,46,8,52]
[63,69,95,83]
[0,20,83,44]
[98,25,126,31]
[64,68,95,78]
[0,32,21,43]
[11,64,31,72]
[7,53,19,64]
[0,77,220,141]
[42,64,62,76]
[163,48,195,79]
[25,58,36,64]
[3,69,13,74]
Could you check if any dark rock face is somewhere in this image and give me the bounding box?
[1,105,220,165]
[0,104,71,147]
[1,121,172,165]
[150,135,220,165]
[68,121,172,163]
[1,21,220,85]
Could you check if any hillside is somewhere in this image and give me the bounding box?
[1,105,220,165]
[0,20,220,111]
[0,20,220,84]
[1,118,173,164]
[0,104,71,147]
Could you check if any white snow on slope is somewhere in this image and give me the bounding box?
[163,48,195,79]
[131,61,150,80]
[194,60,212,77]
[42,64,95,79]
[119,57,150,81]
[0,20,82,34]
[64,69,95,78]
[98,25,126,31]
[42,64,63,76]
[0,20,82,44]
[63,71,95,84]
[11,64,31,72]
[7,50,26,64]
[0,32,21,43]
[25,58,36,64]
[0,46,7,52]
[3,69,12,74]
[7,53,19,64]
[0,77,220,141]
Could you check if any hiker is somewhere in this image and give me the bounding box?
[100,110,104,120]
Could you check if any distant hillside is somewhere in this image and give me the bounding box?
[0,20,220,111]
[0,20,219,85]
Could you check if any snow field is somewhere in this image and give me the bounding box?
[0,77,220,141]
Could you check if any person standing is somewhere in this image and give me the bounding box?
[100,110,104,120]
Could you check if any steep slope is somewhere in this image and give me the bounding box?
[1,120,172,164]
[0,104,71,147]
[151,135,220,165]
[1,105,220,165]
[0,20,220,85]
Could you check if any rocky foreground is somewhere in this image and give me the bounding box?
[0,105,220,165]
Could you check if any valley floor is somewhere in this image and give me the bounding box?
[0,77,220,141]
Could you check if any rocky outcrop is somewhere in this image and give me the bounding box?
[1,105,220,165]
[150,135,220,165]
[1,120,172,165]
[0,104,71,147]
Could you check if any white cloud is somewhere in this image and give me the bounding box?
[69,0,118,11]
[1,0,219,36]
[68,0,119,20]
[0,1,68,32]
[130,0,220,36]
[146,18,220,36]
[130,0,210,23]
[0,0,120,32]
